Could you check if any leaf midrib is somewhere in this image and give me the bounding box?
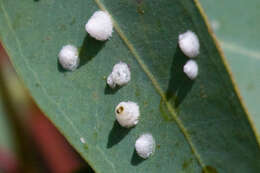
[93,0,206,169]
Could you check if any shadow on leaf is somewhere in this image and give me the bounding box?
[166,46,195,108]
[57,58,68,73]
[104,84,122,95]
[131,150,145,166]
[107,121,131,148]
[79,34,106,68]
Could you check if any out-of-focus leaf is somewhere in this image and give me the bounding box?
[0,94,15,152]
[199,0,260,133]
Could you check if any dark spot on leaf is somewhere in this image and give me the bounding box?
[70,18,76,25]
[135,87,140,97]
[42,36,51,43]
[137,6,145,15]
[59,24,66,31]
[188,130,197,136]
[156,20,162,29]
[83,144,88,150]
[175,141,180,148]
[182,158,192,170]
[93,132,98,139]
[92,92,99,101]
[202,166,218,173]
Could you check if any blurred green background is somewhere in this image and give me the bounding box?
[199,0,260,133]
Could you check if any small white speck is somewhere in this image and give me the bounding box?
[80,137,86,144]
[58,44,79,71]
[183,60,198,80]
[115,101,140,128]
[211,20,220,31]
[178,30,200,58]
[135,133,155,159]
[107,62,131,88]
[85,11,113,41]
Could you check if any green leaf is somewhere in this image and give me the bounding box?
[199,0,260,133]
[0,0,260,172]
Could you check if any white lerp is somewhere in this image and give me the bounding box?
[106,74,116,88]
[135,133,156,159]
[115,101,140,128]
[178,30,200,58]
[107,62,131,88]
[85,11,113,41]
[58,45,79,71]
[183,60,198,80]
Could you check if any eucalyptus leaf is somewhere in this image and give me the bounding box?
[0,0,260,172]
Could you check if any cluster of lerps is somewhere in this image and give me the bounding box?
[58,10,200,159]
